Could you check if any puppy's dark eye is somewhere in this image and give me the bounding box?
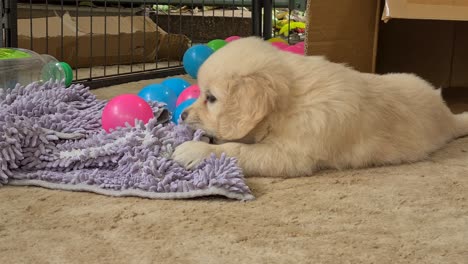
[206,94,217,103]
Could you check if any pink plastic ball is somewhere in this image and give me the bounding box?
[283,45,304,55]
[295,41,305,48]
[271,42,289,50]
[176,84,200,107]
[101,94,154,133]
[225,36,241,42]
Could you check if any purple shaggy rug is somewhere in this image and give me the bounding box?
[0,81,254,201]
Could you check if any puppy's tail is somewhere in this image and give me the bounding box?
[454,112,468,138]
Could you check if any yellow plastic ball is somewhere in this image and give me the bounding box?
[267,37,288,44]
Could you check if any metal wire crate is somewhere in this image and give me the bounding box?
[1,0,306,88]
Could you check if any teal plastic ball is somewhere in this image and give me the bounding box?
[161,77,191,97]
[138,84,177,112]
[182,45,213,79]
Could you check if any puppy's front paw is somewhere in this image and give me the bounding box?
[172,141,216,169]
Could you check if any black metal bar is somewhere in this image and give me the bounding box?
[2,0,18,47]
[75,0,78,80]
[241,0,244,19]
[189,0,194,45]
[230,0,235,39]
[178,0,183,66]
[130,1,134,73]
[117,0,121,74]
[231,0,235,36]
[272,0,276,37]
[77,67,186,89]
[200,0,205,43]
[251,0,261,37]
[142,0,146,71]
[9,0,17,47]
[263,0,272,40]
[29,0,32,49]
[1,0,4,47]
[167,0,171,67]
[60,0,64,60]
[222,0,225,38]
[45,0,49,53]
[155,0,159,70]
[104,0,108,76]
[89,4,93,79]
[0,12,3,48]
[287,0,293,43]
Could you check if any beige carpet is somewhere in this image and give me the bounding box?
[1,76,467,264]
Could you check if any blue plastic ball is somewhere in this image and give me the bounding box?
[138,84,177,112]
[161,77,191,97]
[173,98,197,124]
[182,45,214,79]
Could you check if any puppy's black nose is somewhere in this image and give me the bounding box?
[181,111,189,121]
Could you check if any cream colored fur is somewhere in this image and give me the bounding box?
[172,37,468,177]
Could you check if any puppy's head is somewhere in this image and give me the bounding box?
[182,37,289,141]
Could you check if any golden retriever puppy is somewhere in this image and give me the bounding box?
[172,36,468,177]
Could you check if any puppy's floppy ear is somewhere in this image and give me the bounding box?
[217,72,287,140]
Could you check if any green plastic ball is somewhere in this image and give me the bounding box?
[206,39,227,52]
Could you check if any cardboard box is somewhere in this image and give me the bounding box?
[382,0,468,22]
[17,13,190,68]
[450,22,468,88]
[304,0,381,73]
[305,0,468,89]
[376,19,455,88]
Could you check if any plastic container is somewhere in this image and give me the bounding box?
[0,48,73,90]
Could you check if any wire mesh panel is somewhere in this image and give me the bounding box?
[271,0,306,43]
[9,0,305,88]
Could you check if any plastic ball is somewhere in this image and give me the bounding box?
[283,45,304,55]
[101,94,154,133]
[267,37,288,44]
[207,39,227,51]
[225,36,241,42]
[176,84,200,107]
[161,77,191,97]
[295,41,305,48]
[173,98,197,124]
[271,42,289,50]
[182,45,214,79]
[138,84,177,112]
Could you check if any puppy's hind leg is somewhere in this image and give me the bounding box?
[454,112,468,138]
